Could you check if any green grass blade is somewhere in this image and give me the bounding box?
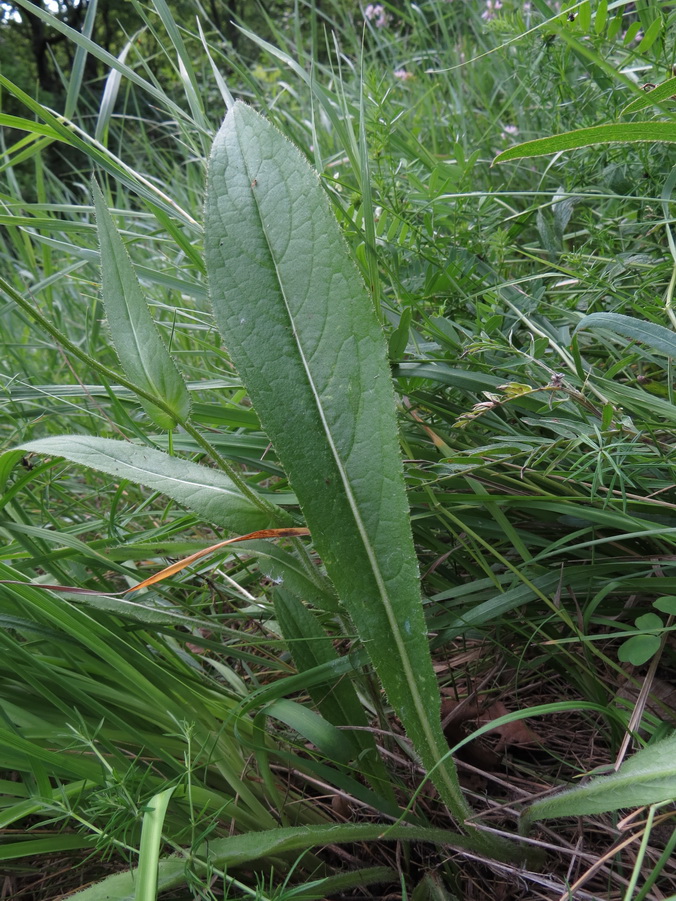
[494,122,676,164]
[258,699,355,765]
[0,115,63,141]
[92,178,191,430]
[148,0,208,136]
[576,312,676,357]
[273,587,371,738]
[135,786,175,901]
[95,37,136,145]
[204,103,484,839]
[235,25,361,173]
[273,587,394,796]
[0,834,91,861]
[63,0,98,120]
[0,725,103,781]
[10,436,281,533]
[10,0,199,131]
[196,18,234,110]
[0,75,196,227]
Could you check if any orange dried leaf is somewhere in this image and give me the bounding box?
[129,527,311,592]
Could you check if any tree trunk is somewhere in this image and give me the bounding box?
[23,0,58,93]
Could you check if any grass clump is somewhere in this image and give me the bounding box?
[2,0,676,898]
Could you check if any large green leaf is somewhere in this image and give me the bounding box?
[92,179,191,429]
[494,122,676,164]
[68,822,482,900]
[10,436,279,533]
[522,735,676,827]
[576,312,676,358]
[204,103,473,831]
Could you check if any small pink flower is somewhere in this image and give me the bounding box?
[481,0,503,20]
[364,3,389,27]
[393,68,413,80]
[501,124,519,139]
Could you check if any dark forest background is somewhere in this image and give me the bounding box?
[0,1,281,96]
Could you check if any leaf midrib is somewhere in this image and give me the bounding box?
[26,440,245,499]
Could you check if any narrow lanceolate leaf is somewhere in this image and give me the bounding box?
[493,122,676,164]
[621,77,676,116]
[11,436,279,533]
[247,541,339,612]
[522,735,676,827]
[204,103,472,829]
[576,313,676,358]
[273,587,394,798]
[68,823,480,901]
[92,178,191,429]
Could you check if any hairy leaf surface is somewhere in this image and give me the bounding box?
[13,436,278,533]
[204,102,470,823]
[523,735,676,826]
[68,822,480,900]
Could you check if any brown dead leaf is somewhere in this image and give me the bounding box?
[441,698,501,771]
[331,794,353,819]
[480,701,540,751]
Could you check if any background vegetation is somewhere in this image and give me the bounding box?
[2,0,676,899]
